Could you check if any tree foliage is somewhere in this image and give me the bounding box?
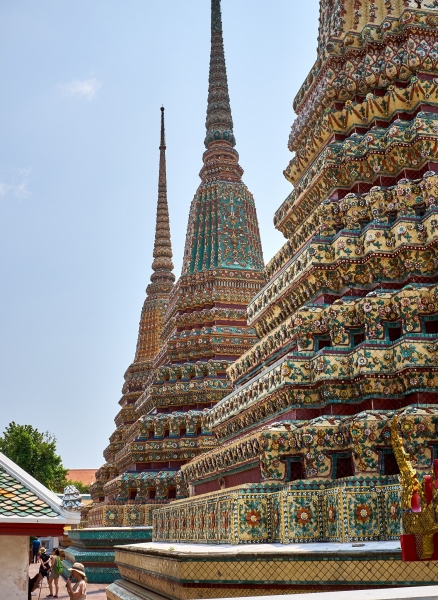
[66,480,90,494]
[0,422,68,492]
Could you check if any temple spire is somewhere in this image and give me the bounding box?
[148,107,175,292]
[204,0,235,149]
[181,0,263,275]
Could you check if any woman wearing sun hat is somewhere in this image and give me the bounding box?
[38,547,51,584]
[66,562,87,599]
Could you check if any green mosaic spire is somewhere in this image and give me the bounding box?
[205,0,235,149]
[181,0,264,275]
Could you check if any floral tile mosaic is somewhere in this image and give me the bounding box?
[153,478,402,544]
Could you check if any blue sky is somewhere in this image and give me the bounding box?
[0,1,320,468]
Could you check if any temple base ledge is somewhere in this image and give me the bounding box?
[114,540,401,556]
[212,586,438,600]
[107,579,170,600]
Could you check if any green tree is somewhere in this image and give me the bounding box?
[0,422,68,492]
[66,480,90,494]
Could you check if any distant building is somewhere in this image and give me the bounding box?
[67,469,96,488]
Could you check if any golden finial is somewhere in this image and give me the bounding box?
[391,415,438,560]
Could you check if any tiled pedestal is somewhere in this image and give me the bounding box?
[107,541,438,599]
[63,527,152,583]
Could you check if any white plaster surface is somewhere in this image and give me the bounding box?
[120,541,401,555]
[206,587,438,600]
[0,535,29,600]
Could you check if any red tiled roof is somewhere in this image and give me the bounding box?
[67,469,96,486]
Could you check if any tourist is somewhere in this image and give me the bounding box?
[28,572,43,599]
[47,548,62,598]
[32,537,41,563]
[39,547,51,584]
[66,562,87,599]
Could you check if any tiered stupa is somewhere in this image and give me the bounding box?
[88,107,176,512]
[67,110,174,583]
[104,0,438,596]
[86,0,264,529]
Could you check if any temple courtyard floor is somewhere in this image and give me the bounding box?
[29,563,108,599]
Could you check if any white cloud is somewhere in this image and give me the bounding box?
[61,78,102,101]
[0,168,31,201]
[15,168,31,199]
[0,183,11,196]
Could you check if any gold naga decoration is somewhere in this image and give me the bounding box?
[391,416,438,560]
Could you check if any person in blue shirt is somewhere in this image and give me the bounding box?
[31,538,41,564]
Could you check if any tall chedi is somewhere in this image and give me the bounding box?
[151,0,438,579]
[89,108,175,506]
[91,2,438,598]
[89,0,264,517]
[135,106,175,363]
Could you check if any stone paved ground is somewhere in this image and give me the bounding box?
[29,562,108,599]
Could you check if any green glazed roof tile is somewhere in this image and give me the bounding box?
[0,465,58,518]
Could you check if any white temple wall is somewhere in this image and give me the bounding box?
[0,535,29,600]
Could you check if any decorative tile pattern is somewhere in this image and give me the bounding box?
[286,492,321,542]
[0,465,58,518]
[322,488,342,542]
[113,544,438,599]
[64,527,152,585]
[382,486,402,539]
[63,558,119,584]
[153,479,404,545]
[90,0,265,517]
[64,547,115,564]
[91,7,438,598]
[345,490,380,541]
[68,527,152,546]
[237,496,269,541]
